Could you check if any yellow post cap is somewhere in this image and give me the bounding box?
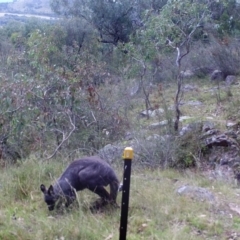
[123,147,134,160]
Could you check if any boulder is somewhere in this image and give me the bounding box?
[177,185,215,203]
[139,109,155,118]
[210,70,225,81]
[140,108,164,118]
[179,121,214,136]
[149,120,168,129]
[226,121,240,131]
[180,69,194,79]
[205,133,239,148]
[98,144,124,163]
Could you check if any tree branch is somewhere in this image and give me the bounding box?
[132,57,152,119]
[45,111,76,160]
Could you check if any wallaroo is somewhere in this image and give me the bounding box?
[40,156,120,211]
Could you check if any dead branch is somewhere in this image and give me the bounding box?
[86,111,97,127]
[45,111,76,160]
[132,57,152,119]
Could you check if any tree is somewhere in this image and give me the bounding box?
[211,0,240,36]
[50,0,142,45]
[126,0,212,132]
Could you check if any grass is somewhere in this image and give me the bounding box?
[147,78,240,132]
[0,157,240,239]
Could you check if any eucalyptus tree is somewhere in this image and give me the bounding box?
[126,0,214,132]
[211,0,240,36]
[50,0,147,45]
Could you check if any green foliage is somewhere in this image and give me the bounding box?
[132,126,204,169]
[212,0,240,36]
[27,26,66,69]
[1,20,25,38]
[225,95,240,121]
[0,24,127,162]
[175,129,203,168]
[61,17,94,49]
[130,0,210,60]
[50,0,139,45]
[91,0,135,44]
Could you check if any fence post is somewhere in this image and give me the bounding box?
[119,147,134,240]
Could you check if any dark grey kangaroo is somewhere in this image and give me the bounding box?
[40,156,120,211]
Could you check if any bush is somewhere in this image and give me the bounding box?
[131,121,205,169]
[210,39,240,77]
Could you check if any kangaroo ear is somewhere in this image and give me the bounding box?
[40,184,46,193]
[48,185,54,195]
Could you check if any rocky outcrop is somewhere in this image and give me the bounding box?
[98,117,240,186]
[176,185,216,203]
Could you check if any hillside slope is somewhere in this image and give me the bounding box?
[2,0,53,15]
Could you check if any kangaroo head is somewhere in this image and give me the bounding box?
[40,184,57,211]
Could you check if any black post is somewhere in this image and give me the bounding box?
[119,147,133,240]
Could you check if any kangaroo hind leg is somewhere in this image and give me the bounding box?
[88,186,111,211]
[89,186,111,201]
[110,180,119,203]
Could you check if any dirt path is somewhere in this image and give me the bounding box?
[0,12,55,19]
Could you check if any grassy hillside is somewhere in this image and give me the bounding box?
[2,0,53,14]
[1,76,240,239]
[0,1,240,237]
[0,156,240,240]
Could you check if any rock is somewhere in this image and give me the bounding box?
[206,116,214,120]
[183,84,198,92]
[179,116,193,122]
[183,100,203,106]
[179,121,203,136]
[140,108,164,118]
[129,80,140,96]
[176,185,215,203]
[226,121,240,130]
[148,120,168,129]
[179,125,193,136]
[139,109,155,118]
[225,130,238,139]
[98,144,124,163]
[180,70,194,79]
[225,75,237,86]
[202,121,216,132]
[180,120,216,136]
[205,134,239,148]
[151,108,164,117]
[202,129,220,137]
[210,70,225,81]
